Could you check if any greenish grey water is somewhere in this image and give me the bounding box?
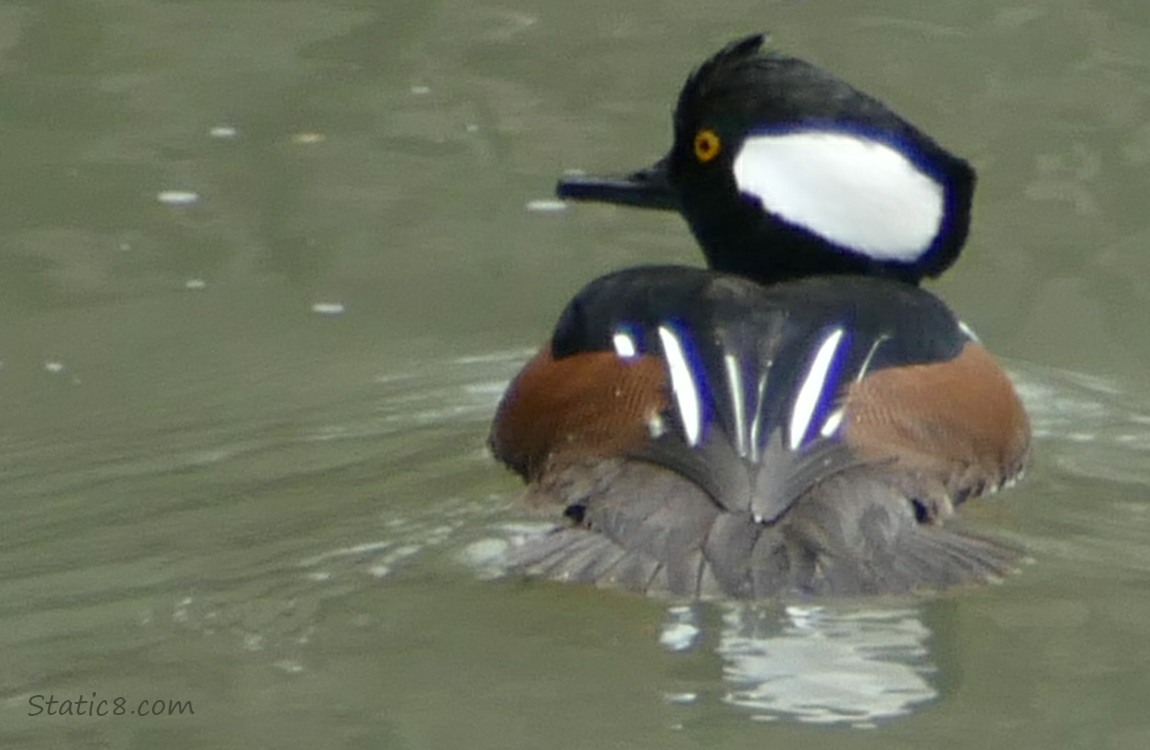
[2,0,1149,747]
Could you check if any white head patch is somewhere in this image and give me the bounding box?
[732,131,945,262]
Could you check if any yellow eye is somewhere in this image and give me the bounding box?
[694,128,721,163]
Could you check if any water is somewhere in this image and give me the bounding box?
[2,0,1149,747]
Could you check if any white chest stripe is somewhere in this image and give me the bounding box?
[732,132,945,261]
[789,327,845,450]
[658,326,702,446]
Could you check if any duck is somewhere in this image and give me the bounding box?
[488,34,1030,598]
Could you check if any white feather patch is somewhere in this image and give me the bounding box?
[789,327,845,450]
[732,132,944,261]
[957,320,981,343]
[612,331,638,358]
[820,407,845,438]
[722,352,747,457]
[658,326,702,446]
[748,372,769,463]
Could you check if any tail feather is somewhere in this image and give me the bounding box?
[503,459,1020,598]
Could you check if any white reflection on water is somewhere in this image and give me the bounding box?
[709,604,936,727]
[300,537,433,580]
[659,605,702,652]
[470,525,940,726]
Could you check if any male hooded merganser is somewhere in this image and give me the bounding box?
[489,35,1030,598]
